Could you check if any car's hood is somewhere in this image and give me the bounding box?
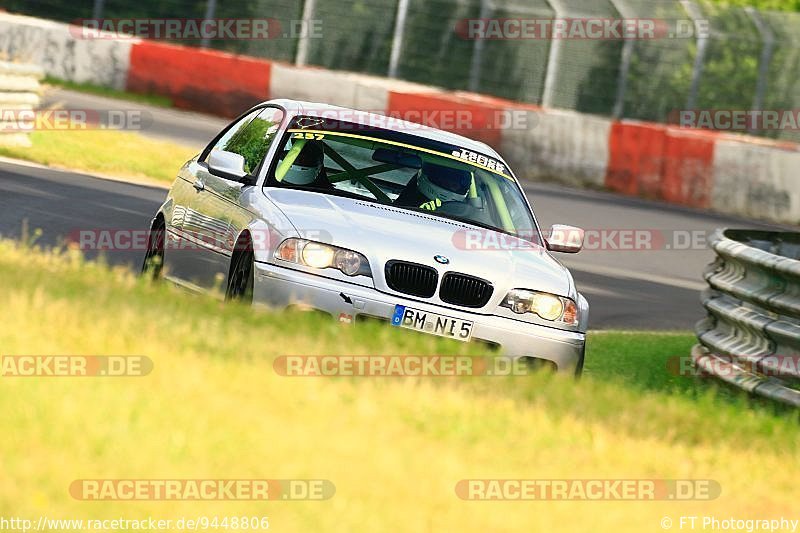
[265,189,574,299]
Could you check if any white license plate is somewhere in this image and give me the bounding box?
[390,305,474,342]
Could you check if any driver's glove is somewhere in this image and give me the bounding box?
[419,198,442,211]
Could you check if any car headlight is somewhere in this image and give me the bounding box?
[275,238,372,277]
[500,289,578,325]
[302,242,335,269]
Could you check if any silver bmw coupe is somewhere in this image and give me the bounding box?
[143,100,589,374]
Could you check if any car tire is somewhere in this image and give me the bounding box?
[141,218,165,280]
[226,243,255,304]
[574,344,586,379]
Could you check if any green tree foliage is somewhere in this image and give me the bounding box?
[577,0,799,141]
[223,119,276,174]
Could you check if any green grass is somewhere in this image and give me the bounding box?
[707,0,800,11]
[0,241,797,532]
[587,331,714,394]
[44,76,174,108]
[0,129,196,184]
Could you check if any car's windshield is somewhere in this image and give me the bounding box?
[267,116,540,243]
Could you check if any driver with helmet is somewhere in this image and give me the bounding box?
[280,140,330,188]
[396,163,471,211]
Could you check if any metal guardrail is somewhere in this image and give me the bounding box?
[9,0,800,142]
[0,61,43,147]
[694,228,800,407]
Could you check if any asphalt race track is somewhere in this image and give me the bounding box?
[0,89,787,330]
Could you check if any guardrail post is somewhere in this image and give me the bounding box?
[388,0,411,79]
[745,7,775,135]
[92,0,105,20]
[541,0,563,107]
[295,0,316,67]
[680,0,709,111]
[200,0,218,49]
[467,0,492,93]
[609,0,632,119]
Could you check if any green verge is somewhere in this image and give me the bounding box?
[0,129,196,184]
[0,241,797,532]
[706,0,800,11]
[44,77,174,108]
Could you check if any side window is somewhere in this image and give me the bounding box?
[204,109,260,162]
[215,107,284,174]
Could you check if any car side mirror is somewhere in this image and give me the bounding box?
[545,224,584,254]
[208,150,255,185]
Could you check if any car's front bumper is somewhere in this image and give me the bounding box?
[253,262,586,374]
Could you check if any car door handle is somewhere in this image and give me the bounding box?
[193,179,205,191]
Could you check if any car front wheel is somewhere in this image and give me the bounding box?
[226,246,254,304]
[141,218,165,280]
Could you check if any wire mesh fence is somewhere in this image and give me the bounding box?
[2,0,800,142]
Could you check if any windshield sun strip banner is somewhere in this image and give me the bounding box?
[285,129,513,181]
